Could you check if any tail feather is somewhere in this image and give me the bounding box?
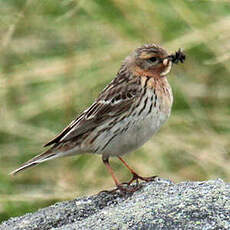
[9,162,39,176]
[9,149,58,176]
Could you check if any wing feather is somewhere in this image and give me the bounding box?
[44,74,141,147]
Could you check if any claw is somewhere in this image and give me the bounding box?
[99,174,157,195]
[116,183,142,194]
[130,172,157,183]
[99,182,142,195]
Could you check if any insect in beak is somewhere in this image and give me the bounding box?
[167,48,186,64]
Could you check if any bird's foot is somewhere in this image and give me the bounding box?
[112,173,157,194]
[116,183,142,194]
[99,174,157,195]
[99,182,142,195]
[125,173,157,186]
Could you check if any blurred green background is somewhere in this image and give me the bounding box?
[1,0,230,222]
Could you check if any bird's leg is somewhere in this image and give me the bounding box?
[118,156,157,185]
[102,157,140,193]
[103,157,120,187]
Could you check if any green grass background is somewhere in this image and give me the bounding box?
[1,0,230,222]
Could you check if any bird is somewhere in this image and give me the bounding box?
[10,44,185,193]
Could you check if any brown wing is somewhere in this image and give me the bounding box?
[44,74,141,147]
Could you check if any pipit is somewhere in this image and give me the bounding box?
[11,44,185,193]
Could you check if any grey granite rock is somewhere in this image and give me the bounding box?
[1,178,230,230]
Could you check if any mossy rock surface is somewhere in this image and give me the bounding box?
[1,178,230,230]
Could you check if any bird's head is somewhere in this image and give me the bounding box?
[126,44,185,78]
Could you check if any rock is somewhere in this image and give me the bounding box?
[1,178,230,230]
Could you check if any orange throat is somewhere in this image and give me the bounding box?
[132,66,166,79]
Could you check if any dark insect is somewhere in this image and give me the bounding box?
[168,48,186,64]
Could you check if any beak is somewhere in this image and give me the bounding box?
[162,57,172,66]
[160,57,173,76]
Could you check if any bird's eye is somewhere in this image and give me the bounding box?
[148,56,158,63]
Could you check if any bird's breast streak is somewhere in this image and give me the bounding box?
[98,87,173,157]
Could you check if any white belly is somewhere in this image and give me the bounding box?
[92,87,173,157]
